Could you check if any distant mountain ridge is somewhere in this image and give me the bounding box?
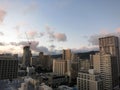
[51,51,99,59]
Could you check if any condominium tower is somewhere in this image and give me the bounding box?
[99,36,119,90]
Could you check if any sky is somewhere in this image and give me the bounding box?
[0,0,120,55]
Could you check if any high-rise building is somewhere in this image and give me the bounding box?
[99,36,120,73]
[78,59,90,72]
[62,49,72,60]
[23,46,32,67]
[53,60,67,75]
[100,54,119,90]
[77,70,103,90]
[99,36,119,90]
[92,53,101,73]
[0,54,18,80]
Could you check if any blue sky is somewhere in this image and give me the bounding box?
[0,0,120,54]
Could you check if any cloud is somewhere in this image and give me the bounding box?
[0,9,6,24]
[26,31,38,38]
[18,41,29,46]
[36,46,49,54]
[72,46,99,53]
[10,42,18,46]
[49,45,56,51]
[0,32,4,36]
[88,31,120,46]
[88,34,100,46]
[45,25,55,40]
[54,33,67,41]
[45,25,67,42]
[28,41,39,51]
[45,25,53,31]
[0,42,6,46]
[26,30,44,39]
[9,41,49,54]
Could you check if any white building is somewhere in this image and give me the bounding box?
[77,69,103,90]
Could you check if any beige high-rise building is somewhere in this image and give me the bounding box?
[79,59,90,72]
[53,59,72,77]
[92,53,101,73]
[99,36,119,90]
[53,60,67,75]
[62,49,72,60]
[77,70,103,90]
[100,54,119,90]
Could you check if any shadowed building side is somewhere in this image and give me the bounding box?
[22,46,32,67]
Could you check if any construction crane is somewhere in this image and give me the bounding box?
[25,32,31,47]
[24,32,32,67]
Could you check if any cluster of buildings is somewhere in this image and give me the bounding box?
[0,36,120,90]
[77,36,120,90]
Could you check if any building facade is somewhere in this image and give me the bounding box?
[100,54,119,90]
[62,49,72,60]
[77,71,103,90]
[53,60,67,75]
[22,46,32,67]
[92,53,101,73]
[0,55,18,80]
[99,36,119,90]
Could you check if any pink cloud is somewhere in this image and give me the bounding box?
[45,25,67,42]
[54,33,67,41]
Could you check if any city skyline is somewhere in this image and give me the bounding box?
[0,0,120,55]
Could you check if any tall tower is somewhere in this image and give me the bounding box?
[23,46,32,67]
[99,36,119,90]
[99,36,120,73]
[62,49,72,60]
